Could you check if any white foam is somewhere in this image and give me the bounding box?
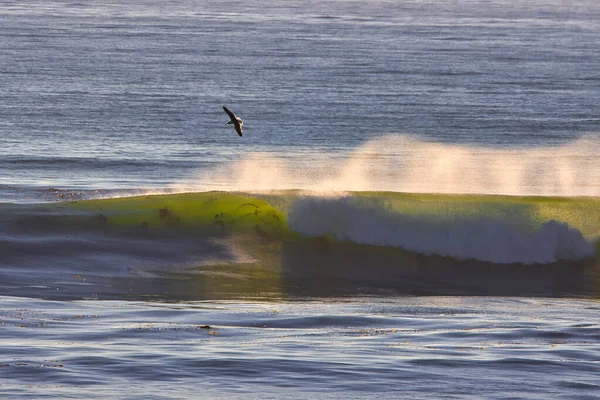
[287,196,595,264]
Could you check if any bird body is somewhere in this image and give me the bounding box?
[223,106,243,136]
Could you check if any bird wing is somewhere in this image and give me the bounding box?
[234,120,243,136]
[223,106,236,121]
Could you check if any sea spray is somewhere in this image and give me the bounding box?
[175,134,600,197]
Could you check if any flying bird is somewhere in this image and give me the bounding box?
[223,106,243,136]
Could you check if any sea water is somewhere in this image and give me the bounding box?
[1,1,599,398]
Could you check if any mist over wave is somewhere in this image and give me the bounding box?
[175,134,600,196]
[168,134,600,264]
[287,196,595,264]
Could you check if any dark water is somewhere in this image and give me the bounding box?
[1,1,600,398]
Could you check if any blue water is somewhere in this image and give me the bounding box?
[1,0,600,398]
[2,296,600,399]
[1,0,599,192]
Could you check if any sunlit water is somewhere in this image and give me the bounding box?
[1,0,600,397]
[2,296,600,399]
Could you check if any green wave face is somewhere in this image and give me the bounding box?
[57,191,294,238]
[54,191,600,239]
[362,192,600,239]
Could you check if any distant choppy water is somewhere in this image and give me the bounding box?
[0,0,599,194]
[2,1,600,398]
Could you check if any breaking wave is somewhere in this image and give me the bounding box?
[1,191,599,300]
[2,191,597,266]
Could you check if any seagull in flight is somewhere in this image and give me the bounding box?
[223,106,243,137]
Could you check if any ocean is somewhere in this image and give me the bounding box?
[1,0,599,398]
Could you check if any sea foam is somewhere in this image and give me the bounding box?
[287,196,595,264]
